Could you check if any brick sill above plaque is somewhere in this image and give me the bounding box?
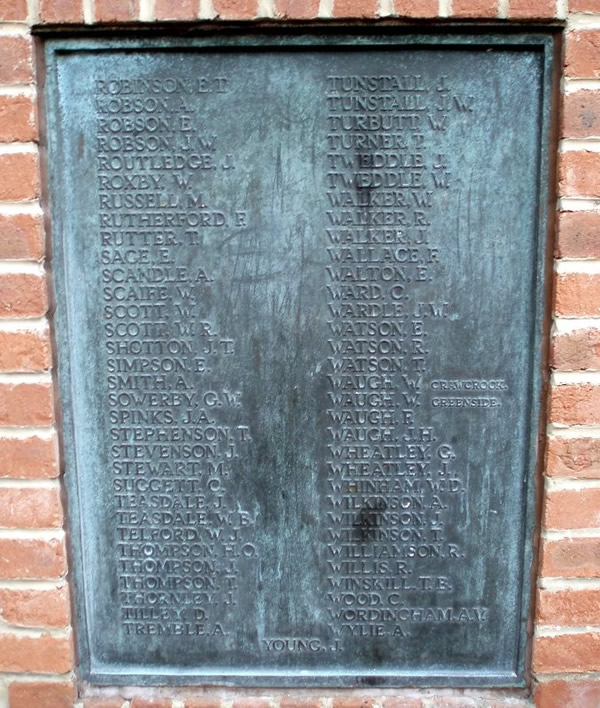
[42,28,557,687]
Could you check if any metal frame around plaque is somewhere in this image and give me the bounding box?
[42,28,556,687]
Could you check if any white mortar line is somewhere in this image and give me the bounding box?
[258,0,275,17]
[548,423,600,438]
[438,0,450,18]
[199,0,217,19]
[0,23,30,36]
[0,529,64,540]
[0,525,63,533]
[546,477,600,491]
[0,671,73,682]
[552,371,600,385]
[556,0,568,20]
[554,317,600,333]
[543,528,600,539]
[0,318,48,332]
[561,139,600,153]
[560,75,568,95]
[318,0,333,18]
[535,671,600,680]
[0,201,42,216]
[558,197,600,211]
[498,0,509,19]
[536,626,600,636]
[0,579,66,590]
[564,78,600,94]
[139,0,154,21]
[0,372,51,385]
[567,13,600,28]
[0,86,35,97]
[82,0,94,23]
[26,0,38,24]
[555,259,600,273]
[539,577,600,590]
[0,426,55,439]
[0,480,59,491]
[0,624,70,638]
[0,261,44,275]
[0,257,45,266]
[0,143,37,155]
[379,0,393,16]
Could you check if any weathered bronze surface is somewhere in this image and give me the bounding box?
[45,31,554,686]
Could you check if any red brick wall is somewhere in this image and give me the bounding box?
[0,1,598,707]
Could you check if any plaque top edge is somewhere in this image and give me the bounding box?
[42,30,557,55]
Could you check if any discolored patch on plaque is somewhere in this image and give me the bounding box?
[44,30,555,686]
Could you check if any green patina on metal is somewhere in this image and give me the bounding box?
[44,28,556,687]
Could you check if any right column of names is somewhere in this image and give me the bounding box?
[323,73,488,645]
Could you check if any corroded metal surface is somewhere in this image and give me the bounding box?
[45,31,554,686]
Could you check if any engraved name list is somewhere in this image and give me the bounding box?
[47,39,551,685]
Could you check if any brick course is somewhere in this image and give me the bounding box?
[0,486,62,528]
[560,150,600,198]
[534,679,600,708]
[0,537,67,579]
[0,273,47,317]
[546,436,600,478]
[540,537,600,577]
[275,0,320,18]
[534,633,600,673]
[0,94,37,142]
[544,487,600,528]
[39,0,84,23]
[563,90,600,138]
[0,382,54,426]
[453,0,498,16]
[95,0,140,22]
[395,0,438,17]
[8,680,76,708]
[0,151,40,201]
[0,0,28,22]
[550,383,600,425]
[333,0,379,16]
[552,329,600,370]
[83,699,126,708]
[154,0,199,20]
[0,212,44,260]
[0,328,51,372]
[0,435,58,479]
[183,699,223,708]
[556,210,600,258]
[565,30,600,78]
[0,585,70,627]
[130,699,173,708]
[508,0,556,18]
[537,588,600,625]
[0,37,33,85]
[213,0,257,19]
[0,632,73,673]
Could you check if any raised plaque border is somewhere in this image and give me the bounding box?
[42,27,557,688]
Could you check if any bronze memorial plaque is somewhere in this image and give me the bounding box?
[45,31,554,686]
